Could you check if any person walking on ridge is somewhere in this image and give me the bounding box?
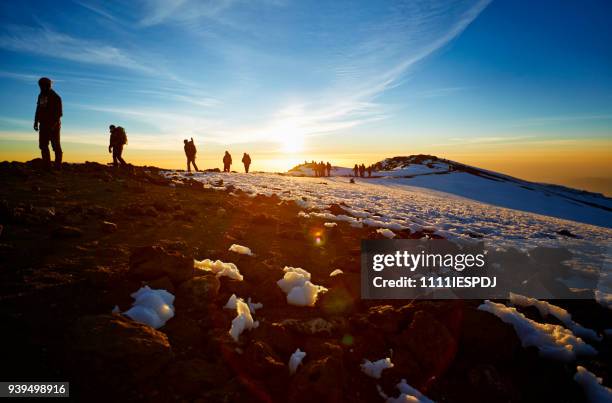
[183,137,199,172]
[108,125,128,167]
[34,77,63,169]
[223,151,232,172]
[242,152,251,173]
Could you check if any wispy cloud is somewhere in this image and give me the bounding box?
[0,24,156,74]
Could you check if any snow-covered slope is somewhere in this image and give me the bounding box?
[286,155,611,229]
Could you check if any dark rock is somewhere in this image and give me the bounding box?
[529,246,572,264]
[397,310,458,375]
[129,245,194,285]
[51,225,83,238]
[243,341,286,380]
[163,316,203,347]
[165,358,230,396]
[67,314,172,382]
[101,221,118,233]
[556,229,580,238]
[147,276,176,294]
[175,275,220,311]
[288,355,346,403]
[251,213,278,226]
[328,203,348,216]
[460,308,520,363]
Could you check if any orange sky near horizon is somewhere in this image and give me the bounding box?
[1,136,610,196]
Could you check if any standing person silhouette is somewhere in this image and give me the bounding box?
[367,165,372,177]
[183,138,199,172]
[326,162,331,177]
[353,164,359,177]
[241,153,251,173]
[223,151,232,172]
[108,125,128,167]
[34,77,63,169]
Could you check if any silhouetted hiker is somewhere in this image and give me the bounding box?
[353,164,359,177]
[367,165,372,177]
[108,125,128,167]
[34,77,63,169]
[183,138,199,172]
[359,164,366,177]
[242,152,251,173]
[326,162,331,177]
[223,151,232,172]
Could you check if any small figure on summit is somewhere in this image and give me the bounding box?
[242,152,252,173]
[183,137,199,173]
[223,151,232,172]
[108,125,128,167]
[34,77,63,169]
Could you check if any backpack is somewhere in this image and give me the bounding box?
[115,127,128,145]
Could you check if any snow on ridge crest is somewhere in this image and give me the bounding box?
[478,300,597,361]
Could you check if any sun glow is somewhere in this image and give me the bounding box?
[280,134,304,154]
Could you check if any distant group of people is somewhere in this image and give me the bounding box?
[311,160,332,177]
[353,163,374,178]
[222,151,251,173]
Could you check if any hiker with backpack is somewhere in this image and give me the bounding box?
[108,124,128,167]
[184,138,199,172]
[241,152,251,173]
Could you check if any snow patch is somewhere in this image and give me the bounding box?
[289,348,306,374]
[509,293,602,342]
[228,297,259,341]
[229,244,254,256]
[378,379,434,403]
[224,294,263,314]
[573,366,612,403]
[360,357,394,379]
[194,259,243,281]
[324,222,338,228]
[330,269,344,277]
[123,286,175,329]
[478,300,597,361]
[277,266,328,306]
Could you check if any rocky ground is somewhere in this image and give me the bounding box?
[0,160,610,402]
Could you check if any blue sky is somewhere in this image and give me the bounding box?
[0,0,611,187]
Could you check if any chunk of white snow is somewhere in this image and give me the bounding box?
[286,281,328,307]
[289,348,306,374]
[225,294,263,314]
[378,379,434,403]
[123,286,175,329]
[360,358,394,379]
[229,244,253,256]
[277,267,311,293]
[478,300,597,361]
[330,269,344,277]
[376,228,396,238]
[229,298,259,341]
[573,366,612,403]
[324,222,337,228]
[194,259,243,281]
[277,267,327,306]
[509,293,602,342]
